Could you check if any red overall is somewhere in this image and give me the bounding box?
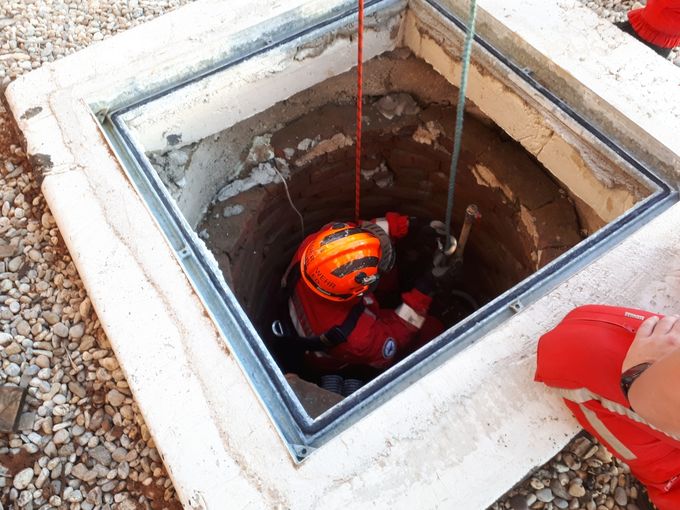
[535,305,680,510]
[288,212,439,371]
[629,0,680,48]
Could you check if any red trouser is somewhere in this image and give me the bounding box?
[535,305,680,510]
[629,0,680,48]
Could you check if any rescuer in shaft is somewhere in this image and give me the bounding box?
[536,306,680,510]
[271,212,453,374]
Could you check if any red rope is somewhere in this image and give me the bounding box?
[355,0,364,223]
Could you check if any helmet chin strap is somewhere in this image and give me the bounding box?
[355,272,379,287]
[354,273,380,295]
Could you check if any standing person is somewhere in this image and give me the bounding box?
[535,305,680,510]
[616,0,680,58]
[272,212,447,374]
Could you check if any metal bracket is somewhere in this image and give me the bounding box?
[509,300,524,314]
[291,444,314,460]
[95,108,110,123]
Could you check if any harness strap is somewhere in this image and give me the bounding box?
[280,264,365,351]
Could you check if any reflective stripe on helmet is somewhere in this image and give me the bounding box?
[395,302,426,329]
[302,267,353,300]
[330,256,380,278]
[319,227,365,246]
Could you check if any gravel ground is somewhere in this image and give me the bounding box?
[1,2,194,509]
[582,0,646,23]
[490,434,650,510]
[0,0,676,509]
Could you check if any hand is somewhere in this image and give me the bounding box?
[431,257,461,282]
[413,271,436,297]
[622,315,680,373]
[408,217,439,243]
[414,259,461,297]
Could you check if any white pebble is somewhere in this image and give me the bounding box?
[52,322,68,338]
[53,428,70,445]
[5,363,21,377]
[106,389,125,407]
[13,467,34,490]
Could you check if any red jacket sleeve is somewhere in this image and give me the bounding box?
[367,212,410,241]
[384,212,410,240]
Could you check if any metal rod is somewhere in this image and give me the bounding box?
[456,204,480,259]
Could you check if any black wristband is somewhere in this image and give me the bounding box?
[407,216,422,233]
[414,272,435,296]
[620,362,652,400]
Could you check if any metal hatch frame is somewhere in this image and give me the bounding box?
[99,0,675,461]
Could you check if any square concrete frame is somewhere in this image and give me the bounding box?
[5,0,680,508]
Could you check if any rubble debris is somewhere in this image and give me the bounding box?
[216,161,288,202]
[362,161,394,189]
[412,121,442,146]
[222,205,245,217]
[245,134,275,166]
[375,92,420,120]
[294,133,354,167]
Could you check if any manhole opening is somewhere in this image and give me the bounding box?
[159,50,593,406]
[103,0,669,457]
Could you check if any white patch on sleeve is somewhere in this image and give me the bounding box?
[395,303,425,329]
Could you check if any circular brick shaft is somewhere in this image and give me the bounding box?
[201,97,583,336]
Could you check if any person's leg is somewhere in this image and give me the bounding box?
[616,20,672,57]
[617,0,680,57]
[564,400,680,509]
[536,306,680,510]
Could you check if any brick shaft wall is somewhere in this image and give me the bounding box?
[201,101,582,332]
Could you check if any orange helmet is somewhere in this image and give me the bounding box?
[301,223,382,302]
